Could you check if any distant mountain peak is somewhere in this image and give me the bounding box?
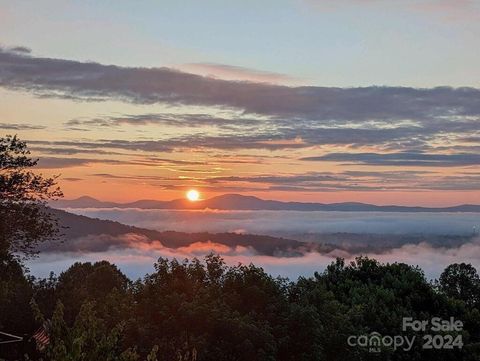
[75,196,100,201]
[212,193,262,200]
[51,193,480,212]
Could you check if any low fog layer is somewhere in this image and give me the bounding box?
[64,208,480,235]
[28,236,480,281]
[26,208,480,281]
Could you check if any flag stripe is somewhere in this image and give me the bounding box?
[33,322,50,350]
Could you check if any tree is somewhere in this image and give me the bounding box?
[0,135,62,359]
[55,261,133,326]
[17,256,480,361]
[32,300,140,361]
[0,134,62,260]
[439,263,480,307]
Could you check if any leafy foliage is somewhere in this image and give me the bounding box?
[0,135,62,259]
[2,256,480,361]
[439,263,480,307]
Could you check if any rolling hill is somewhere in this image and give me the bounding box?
[41,208,313,256]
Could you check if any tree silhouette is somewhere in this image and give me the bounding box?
[439,263,480,307]
[0,134,63,261]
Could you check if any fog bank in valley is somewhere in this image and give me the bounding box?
[63,208,480,236]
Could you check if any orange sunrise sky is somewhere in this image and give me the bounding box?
[1,1,480,206]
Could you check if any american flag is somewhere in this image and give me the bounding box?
[32,321,50,351]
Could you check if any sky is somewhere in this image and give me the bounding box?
[1,0,480,206]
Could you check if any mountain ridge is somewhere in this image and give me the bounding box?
[51,193,480,212]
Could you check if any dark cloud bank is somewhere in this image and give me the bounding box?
[2,46,479,170]
[2,47,480,119]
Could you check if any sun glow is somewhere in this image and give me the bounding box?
[186,189,200,202]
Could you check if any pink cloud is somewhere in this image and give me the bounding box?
[178,63,300,85]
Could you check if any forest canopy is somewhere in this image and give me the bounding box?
[1,255,480,360]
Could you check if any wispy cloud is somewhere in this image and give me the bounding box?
[0,122,45,130]
[36,157,126,169]
[64,112,262,130]
[203,170,480,192]
[301,152,480,167]
[6,45,32,54]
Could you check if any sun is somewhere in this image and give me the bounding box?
[186,189,200,202]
